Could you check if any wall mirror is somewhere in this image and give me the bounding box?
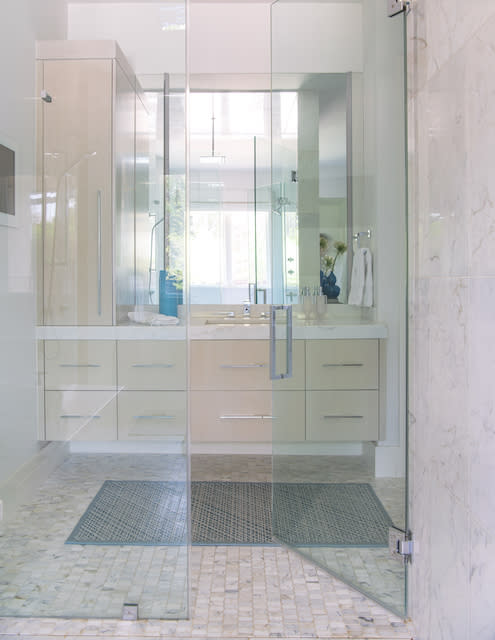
[145,73,360,308]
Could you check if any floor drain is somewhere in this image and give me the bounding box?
[122,603,138,620]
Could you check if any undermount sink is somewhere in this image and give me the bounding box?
[205,316,270,325]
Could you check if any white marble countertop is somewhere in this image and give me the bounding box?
[37,322,387,340]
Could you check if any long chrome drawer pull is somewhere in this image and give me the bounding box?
[220,364,267,369]
[322,363,363,367]
[323,415,364,419]
[133,415,176,420]
[60,414,101,419]
[131,364,174,368]
[220,414,269,420]
[128,433,184,438]
[59,364,101,368]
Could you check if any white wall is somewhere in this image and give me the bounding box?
[68,2,186,75]
[0,0,67,487]
[361,0,407,474]
[408,2,495,638]
[68,1,361,77]
[271,2,362,74]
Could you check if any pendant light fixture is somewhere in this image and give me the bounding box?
[200,95,225,165]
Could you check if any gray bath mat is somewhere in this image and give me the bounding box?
[66,480,392,547]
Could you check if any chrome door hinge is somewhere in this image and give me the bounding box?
[388,527,413,563]
[388,0,411,18]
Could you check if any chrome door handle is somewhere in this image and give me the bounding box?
[270,304,293,380]
[97,190,102,316]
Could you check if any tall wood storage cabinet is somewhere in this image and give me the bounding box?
[37,41,144,326]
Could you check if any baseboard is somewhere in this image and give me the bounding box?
[0,441,69,526]
[191,442,363,455]
[69,440,186,455]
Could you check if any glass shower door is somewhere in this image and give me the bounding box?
[270,0,409,617]
[0,4,189,621]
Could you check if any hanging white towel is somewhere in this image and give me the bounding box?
[362,248,373,307]
[348,248,373,307]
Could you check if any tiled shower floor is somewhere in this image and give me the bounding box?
[0,453,414,638]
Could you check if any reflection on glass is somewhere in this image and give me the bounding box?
[271,0,408,620]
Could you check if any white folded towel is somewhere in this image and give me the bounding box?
[348,247,373,307]
[128,311,179,326]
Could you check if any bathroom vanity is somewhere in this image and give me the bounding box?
[38,321,386,453]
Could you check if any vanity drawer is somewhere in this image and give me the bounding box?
[191,340,270,390]
[45,390,117,441]
[306,339,378,390]
[45,340,116,390]
[191,390,305,443]
[306,390,379,441]
[117,341,186,390]
[117,391,186,440]
[190,340,304,391]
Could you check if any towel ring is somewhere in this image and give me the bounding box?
[352,229,372,249]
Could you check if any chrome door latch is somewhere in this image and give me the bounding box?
[388,0,411,17]
[388,527,413,563]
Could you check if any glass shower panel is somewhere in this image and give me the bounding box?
[0,3,189,621]
[271,0,408,617]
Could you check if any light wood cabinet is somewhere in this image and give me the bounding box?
[117,391,186,440]
[40,337,381,446]
[191,338,380,445]
[44,340,116,390]
[191,340,270,391]
[117,341,186,391]
[40,57,114,326]
[45,390,117,441]
[306,390,379,441]
[190,340,305,444]
[305,339,379,390]
[190,339,305,391]
[37,41,145,326]
[305,339,379,442]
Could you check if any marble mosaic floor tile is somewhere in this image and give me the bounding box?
[0,453,413,638]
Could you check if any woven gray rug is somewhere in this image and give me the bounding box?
[66,480,392,547]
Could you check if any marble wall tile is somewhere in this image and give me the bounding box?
[468,277,495,533]
[469,519,495,640]
[408,2,495,638]
[410,0,495,93]
[427,487,470,640]
[462,14,495,277]
[423,277,469,502]
[414,71,470,278]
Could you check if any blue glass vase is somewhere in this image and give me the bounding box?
[320,270,340,300]
[159,270,183,317]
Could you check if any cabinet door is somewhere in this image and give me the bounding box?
[117,340,186,390]
[45,390,117,441]
[117,391,186,440]
[306,339,379,390]
[115,61,136,321]
[42,59,113,325]
[45,340,116,390]
[306,390,379,441]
